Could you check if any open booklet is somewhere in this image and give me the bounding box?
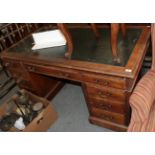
[32,29,67,50]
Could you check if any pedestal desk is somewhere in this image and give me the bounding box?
[1,26,150,131]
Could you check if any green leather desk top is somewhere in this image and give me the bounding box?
[6,27,141,67]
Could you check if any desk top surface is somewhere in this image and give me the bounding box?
[6,27,141,67]
[2,26,150,78]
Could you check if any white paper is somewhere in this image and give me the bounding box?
[32,29,66,50]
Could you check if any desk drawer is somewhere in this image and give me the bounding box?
[24,64,83,82]
[85,84,126,102]
[3,59,22,69]
[4,64,34,91]
[8,68,29,79]
[10,71,34,90]
[82,73,126,89]
[90,107,126,125]
[88,97,126,114]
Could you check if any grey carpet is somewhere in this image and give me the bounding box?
[49,83,111,132]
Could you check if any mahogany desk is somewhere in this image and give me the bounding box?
[1,26,150,131]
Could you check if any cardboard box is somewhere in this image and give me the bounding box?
[0,90,58,132]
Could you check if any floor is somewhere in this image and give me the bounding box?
[0,71,111,132]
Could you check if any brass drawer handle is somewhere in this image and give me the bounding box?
[102,114,114,121]
[94,79,109,86]
[27,66,35,72]
[98,91,112,98]
[59,73,70,78]
[64,73,70,77]
[99,103,112,110]
[4,62,10,67]
[103,81,109,86]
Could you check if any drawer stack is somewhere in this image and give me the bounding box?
[82,73,131,131]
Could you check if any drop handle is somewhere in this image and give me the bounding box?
[27,66,35,72]
[103,81,109,86]
[59,73,70,77]
[106,116,114,121]
[102,115,114,121]
[94,79,109,86]
[4,62,10,67]
[98,91,112,98]
[99,103,112,110]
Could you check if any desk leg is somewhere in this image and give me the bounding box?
[111,23,119,62]
[57,23,73,59]
[90,23,100,38]
[121,23,126,38]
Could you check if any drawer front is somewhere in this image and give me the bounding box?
[3,59,32,79]
[3,60,35,91]
[85,84,126,102]
[8,70,34,90]
[24,64,83,82]
[88,97,126,114]
[8,69,30,79]
[3,59,22,69]
[82,73,126,89]
[90,107,126,125]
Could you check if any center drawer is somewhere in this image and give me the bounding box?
[3,59,22,69]
[24,63,83,82]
